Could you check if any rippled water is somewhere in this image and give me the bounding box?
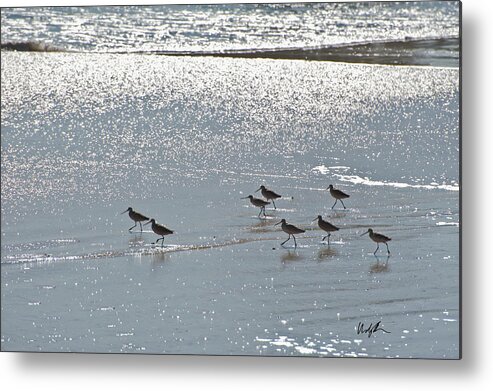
[1,2,460,52]
[1,53,458,221]
[1,3,459,358]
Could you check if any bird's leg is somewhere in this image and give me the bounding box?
[331,199,338,209]
[322,235,328,242]
[262,206,267,218]
[258,208,262,218]
[327,233,331,245]
[374,243,380,255]
[385,243,390,254]
[281,235,290,246]
[340,199,346,209]
[129,222,137,231]
[161,236,165,247]
[293,235,297,248]
[139,221,143,231]
[272,200,277,209]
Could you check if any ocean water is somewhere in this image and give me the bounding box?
[1,2,460,52]
[1,2,460,358]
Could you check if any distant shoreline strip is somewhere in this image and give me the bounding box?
[1,37,459,67]
[1,41,65,52]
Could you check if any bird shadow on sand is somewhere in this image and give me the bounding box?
[247,219,276,233]
[316,246,338,261]
[369,255,391,273]
[151,251,171,264]
[280,250,304,263]
[128,234,145,248]
[129,229,154,234]
[327,211,350,219]
[249,214,276,221]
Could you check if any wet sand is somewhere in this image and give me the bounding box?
[1,52,459,357]
[2,37,459,67]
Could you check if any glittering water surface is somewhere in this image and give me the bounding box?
[1,2,459,52]
[1,53,458,220]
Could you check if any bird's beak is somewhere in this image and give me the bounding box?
[312,217,318,222]
[241,196,249,199]
[120,209,128,214]
[143,220,151,226]
[255,187,261,193]
[360,230,369,236]
[274,221,282,226]
[325,186,330,190]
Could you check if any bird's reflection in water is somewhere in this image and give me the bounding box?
[151,251,171,265]
[370,255,390,273]
[281,250,304,263]
[248,219,273,233]
[317,246,338,261]
[128,234,144,248]
[330,211,347,220]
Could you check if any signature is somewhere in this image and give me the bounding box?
[356,321,391,337]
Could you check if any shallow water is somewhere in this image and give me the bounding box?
[1,47,459,358]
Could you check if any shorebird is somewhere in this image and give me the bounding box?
[360,228,391,255]
[255,185,282,209]
[144,218,174,247]
[121,207,149,232]
[242,195,270,218]
[326,184,350,209]
[370,255,390,273]
[312,215,339,245]
[275,219,305,247]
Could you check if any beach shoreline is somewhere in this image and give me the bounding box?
[1,37,459,67]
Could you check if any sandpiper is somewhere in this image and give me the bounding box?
[275,219,305,247]
[327,184,350,209]
[144,218,174,247]
[255,185,282,209]
[360,228,391,254]
[121,207,149,232]
[242,195,270,218]
[312,215,339,245]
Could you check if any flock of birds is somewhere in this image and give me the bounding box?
[121,184,392,255]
